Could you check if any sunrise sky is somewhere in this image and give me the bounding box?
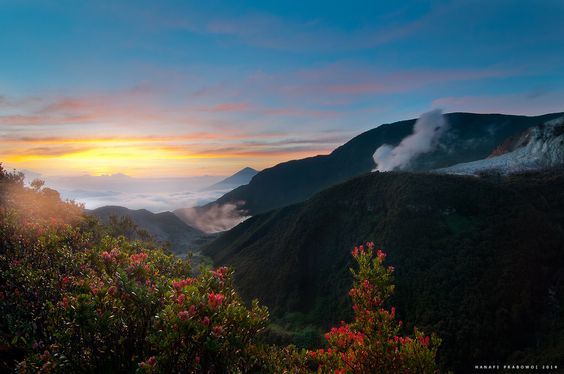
[2,0,564,177]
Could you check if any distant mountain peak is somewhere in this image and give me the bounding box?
[238,167,258,173]
[201,167,258,192]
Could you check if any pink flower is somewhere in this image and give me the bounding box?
[202,316,210,326]
[212,325,223,336]
[178,310,191,321]
[146,356,156,367]
[211,266,228,280]
[188,305,197,317]
[377,249,386,262]
[139,356,157,368]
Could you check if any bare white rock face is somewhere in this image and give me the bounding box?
[437,117,564,175]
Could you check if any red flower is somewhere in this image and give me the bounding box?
[202,316,210,326]
[207,292,225,309]
[172,277,195,291]
[419,335,430,347]
[146,356,157,367]
[129,252,148,265]
[177,293,186,306]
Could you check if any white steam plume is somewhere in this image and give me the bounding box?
[176,202,248,233]
[373,109,448,171]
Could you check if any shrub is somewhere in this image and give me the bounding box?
[306,243,440,373]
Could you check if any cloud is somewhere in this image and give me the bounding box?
[39,174,231,212]
[432,90,564,115]
[175,203,248,233]
[246,62,517,106]
[373,109,448,171]
[182,8,437,53]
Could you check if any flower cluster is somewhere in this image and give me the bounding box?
[172,277,195,291]
[207,291,225,309]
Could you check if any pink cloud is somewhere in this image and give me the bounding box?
[246,62,517,104]
[198,102,254,113]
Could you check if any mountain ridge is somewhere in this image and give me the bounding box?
[206,112,564,217]
[89,205,205,255]
[201,167,258,192]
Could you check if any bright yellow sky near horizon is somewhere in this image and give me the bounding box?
[2,136,337,177]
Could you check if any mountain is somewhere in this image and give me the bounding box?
[202,167,258,191]
[438,117,564,175]
[206,112,564,217]
[203,170,564,371]
[89,206,206,256]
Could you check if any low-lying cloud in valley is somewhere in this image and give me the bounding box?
[373,109,448,171]
[175,203,249,233]
[33,173,229,212]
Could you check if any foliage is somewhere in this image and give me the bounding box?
[0,164,440,372]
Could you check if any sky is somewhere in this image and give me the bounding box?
[1,0,564,178]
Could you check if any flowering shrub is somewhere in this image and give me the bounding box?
[306,243,440,373]
[145,266,270,373]
[0,165,440,372]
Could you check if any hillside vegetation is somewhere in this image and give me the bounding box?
[0,165,439,373]
[204,169,564,371]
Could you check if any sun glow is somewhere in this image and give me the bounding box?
[2,136,330,177]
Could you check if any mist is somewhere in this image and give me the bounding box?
[175,203,249,233]
[373,109,448,171]
[32,174,227,212]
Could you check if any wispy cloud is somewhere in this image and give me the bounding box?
[432,90,564,115]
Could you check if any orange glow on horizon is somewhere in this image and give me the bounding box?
[2,137,334,177]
